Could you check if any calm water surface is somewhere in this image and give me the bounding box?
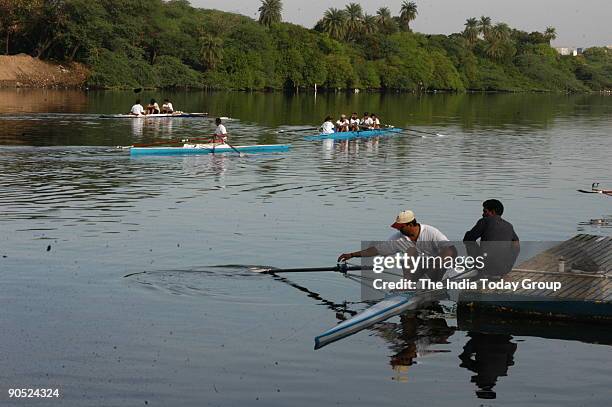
[0,89,611,406]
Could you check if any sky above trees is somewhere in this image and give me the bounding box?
[191,0,611,47]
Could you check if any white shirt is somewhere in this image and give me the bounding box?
[162,102,173,112]
[320,121,335,134]
[336,119,349,130]
[375,224,451,257]
[350,118,360,125]
[361,117,374,127]
[215,124,227,136]
[130,104,144,115]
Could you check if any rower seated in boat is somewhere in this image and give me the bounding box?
[349,113,360,131]
[336,114,350,132]
[360,112,374,129]
[338,210,456,283]
[371,113,381,129]
[213,117,228,143]
[146,99,160,114]
[161,99,174,114]
[129,99,145,116]
[320,116,335,134]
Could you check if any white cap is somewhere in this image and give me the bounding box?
[391,210,415,229]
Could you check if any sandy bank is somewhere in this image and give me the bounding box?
[0,54,88,88]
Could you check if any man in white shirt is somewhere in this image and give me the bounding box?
[336,114,350,132]
[349,112,360,131]
[360,112,374,129]
[161,99,174,113]
[338,210,455,281]
[129,100,144,116]
[214,117,228,142]
[320,116,335,134]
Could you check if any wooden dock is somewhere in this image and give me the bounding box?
[458,234,612,322]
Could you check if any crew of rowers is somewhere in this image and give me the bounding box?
[129,98,176,115]
[320,112,382,134]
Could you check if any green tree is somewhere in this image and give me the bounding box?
[376,7,396,34]
[0,0,40,54]
[361,14,378,36]
[199,34,223,70]
[543,26,556,45]
[344,3,363,40]
[319,8,347,41]
[258,0,282,27]
[463,17,479,47]
[398,1,417,32]
[478,16,492,41]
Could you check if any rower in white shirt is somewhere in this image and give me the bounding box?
[336,114,350,132]
[320,116,335,134]
[161,99,174,113]
[214,117,228,143]
[129,99,145,116]
[360,112,374,129]
[349,112,360,131]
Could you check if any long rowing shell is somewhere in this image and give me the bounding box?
[304,127,404,141]
[314,289,448,349]
[100,113,208,119]
[130,143,291,155]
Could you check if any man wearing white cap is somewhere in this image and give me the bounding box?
[337,210,455,280]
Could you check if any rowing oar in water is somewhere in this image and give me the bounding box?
[276,127,319,134]
[250,263,363,274]
[401,128,448,137]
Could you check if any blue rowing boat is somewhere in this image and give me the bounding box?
[304,127,404,141]
[130,143,291,155]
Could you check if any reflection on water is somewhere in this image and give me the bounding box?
[1,91,611,406]
[459,332,517,399]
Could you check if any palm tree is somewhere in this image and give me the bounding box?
[544,26,557,45]
[463,17,479,46]
[320,8,347,40]
[399,1,418,32]
[478,16,492,40]
[485,23,511,60]
[258,0,282,27]
[344,3,363,40]
[376,7,395,33]
[361,13,378,35]
[200,34,223,70]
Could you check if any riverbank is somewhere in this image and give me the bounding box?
[0,54,88,88]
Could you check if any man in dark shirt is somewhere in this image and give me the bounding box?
[464,200,520,277]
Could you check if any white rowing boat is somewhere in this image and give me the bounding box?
[314,269,478,349]
[100,112,208,119]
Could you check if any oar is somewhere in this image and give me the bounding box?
[402,128,448,137]
[250,264,363,274]
[276,127,319,134]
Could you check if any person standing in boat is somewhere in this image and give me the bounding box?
[146,99,160,114]
[338,210,456,282]
[161,99,174,114]
[320,116,335,134]
[463,199,520,278]
[213,117,228,143]
[349,113,360,131]
[336,114,350,132]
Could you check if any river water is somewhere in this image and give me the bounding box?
[0,89,610,406]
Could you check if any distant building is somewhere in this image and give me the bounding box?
[554,47,581,56]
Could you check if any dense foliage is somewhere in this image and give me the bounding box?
[1,0,610,91]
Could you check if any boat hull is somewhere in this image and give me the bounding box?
[101,113,208,119]
[314,289,450,349]
[130,143,291,155]
[304,127,403,141]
